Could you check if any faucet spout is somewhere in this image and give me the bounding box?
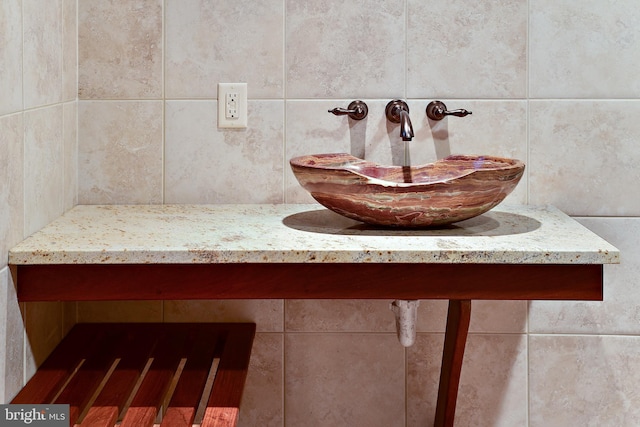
[398,109,414,141]
[385,100,414,141]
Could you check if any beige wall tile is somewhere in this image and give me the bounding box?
[529,335,640,426]
[239,333,283,427]
[163,300,284,333]
[407,0,527,98]
[469,301,528,333]
[416,299,529,334]
[285,300,395,332]
[62,0,77,102]
[285,333,405,427]
[165,0,283,99]
[78,0,162,99]
[23,0,62,108]
[0,0,22,116]
[24,106,65,236]
[0,113,24,269]
[406,334,442,426]
[411,100,527,162]
[78,101,163,204]
[408,333,527,427]
[0,268,25,402]
[63,102,77,210]
[164,100,284,203]
[76,301,162,323]
[529,101,640,216]
[286,1,405,98]
[530,218,640,334]
[530,0,640,98]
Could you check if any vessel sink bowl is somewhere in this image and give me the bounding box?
[290,153,525,227]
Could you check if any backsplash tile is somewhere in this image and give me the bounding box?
[529,101,640,216]
[285,333,405,427]
[238,333,284,427]
[164,300,284,333]
[78,101,163,204]
[24,106,64,236]
[164,100,284,203]
[0,0,22,116]
[76,301,162,323]
[78,0,162,99]
[286,1,405,98]
[23,0,62,108]
[285,299,395,332]
[63,103,77,210]
[62,0,77,102]
[529,335,640,426]
[0,114,24,269]
[530,0,640,98]
[165,0,284,99]
[407,0,527,99]
[407,333,527,427]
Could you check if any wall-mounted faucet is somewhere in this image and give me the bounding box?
[426,100,472,121]
[328,100,368,120]
[385,100,414,141]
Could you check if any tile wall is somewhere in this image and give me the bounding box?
[2,0,640,426]
[0,0,77,401]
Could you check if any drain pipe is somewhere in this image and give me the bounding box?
[390,300,420,347]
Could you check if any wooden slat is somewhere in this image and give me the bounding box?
[202,324,256,427]
[160,326,221,427]
[202,408,239,427]
[119,326,190,427]
[53,328,124,424]
[14,323,255,427]
[12,324,106,405]
[79,325,160,427]
[16,263,603,302]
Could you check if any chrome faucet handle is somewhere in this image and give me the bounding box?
[328,100,368,120]
[426,101,472,121]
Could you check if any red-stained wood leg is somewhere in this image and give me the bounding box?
[434,300,471,427]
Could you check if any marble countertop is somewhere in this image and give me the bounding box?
[8,204,619,265]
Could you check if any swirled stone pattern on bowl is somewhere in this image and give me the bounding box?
[290,153,525,227]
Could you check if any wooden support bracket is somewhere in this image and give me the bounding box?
[434,300,472,427]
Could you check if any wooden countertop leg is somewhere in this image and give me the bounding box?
[434,300,472,427]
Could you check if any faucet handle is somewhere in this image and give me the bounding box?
[426,101,472,121]
[328,100,368,120]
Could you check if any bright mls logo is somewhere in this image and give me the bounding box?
[0,405,68,426]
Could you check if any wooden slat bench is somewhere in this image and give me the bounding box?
[11,323,256,427]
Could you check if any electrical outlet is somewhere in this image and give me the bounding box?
[218,83,247,129]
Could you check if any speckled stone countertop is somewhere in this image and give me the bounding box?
[9,204,619,265]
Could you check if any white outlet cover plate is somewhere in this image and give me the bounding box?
[218,83,247,129]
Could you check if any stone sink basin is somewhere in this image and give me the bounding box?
[289,153,525,227]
